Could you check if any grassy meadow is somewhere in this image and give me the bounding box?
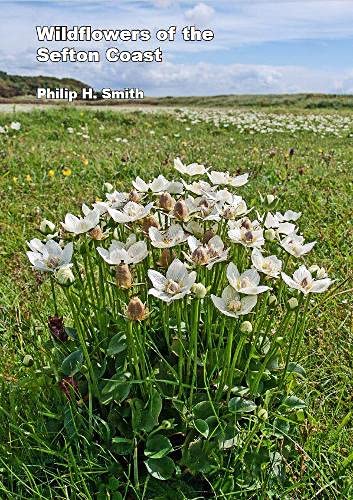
[0,106,352,498]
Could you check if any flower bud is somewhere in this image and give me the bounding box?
[126,296,148,321]
[316,267,327,279]
[116,263,133,289]
[173,200,189,221]
[287,297,299,310]
[191,246,209,265]
[308,264,320,274]
[191,283,207,299]
[268,294,278,307]
[159,192,175,212]
[202,229,215,244]
[257,408,268,420]
[142,215,159,234]
[39,219,56,235]
[264,228,276,242]
[240,321,253,334]
[55,265,75,285]
[129,189,141,203]
[158,248,174,268]
[103,182,114,193]
[48,316,68,341]
[89,225,104,240]
[266,194,276,206]
[23,354,34,367]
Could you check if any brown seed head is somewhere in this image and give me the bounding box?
[116,263,133,289]
[126,296,149,321]
[173,200,189,221]
[89,226,104,240]
[159,192,175,212]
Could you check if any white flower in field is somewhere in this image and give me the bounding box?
[106,191,129,207]
[148,258,197,303]
[207,170,249,187]
[133,175,169,194]
[277,210,301,222]
[62,208,100,234]
[226,263,270,294]
[108,201,153,223]
[174,157,207,176]
[216,195,248,221]
[97,238,148,265]
[187,235,229,269]
[55,264,75,285]
[281,265,331,294]
[182,180,214,196]
[10,121,21,131]
[211,286,257,318]
[149,224,188,248]
[281,233,316,257]
[251,248,282,278]
[228,218,264,248]
[0,126,6,134]
[264,213,296,235]
[26,239,73,272]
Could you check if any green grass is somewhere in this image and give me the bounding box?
[0,106,352,498]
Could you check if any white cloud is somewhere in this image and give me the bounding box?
[185,3,215,24]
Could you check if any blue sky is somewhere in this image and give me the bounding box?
[1,0,353,95]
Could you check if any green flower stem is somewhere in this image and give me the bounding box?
[64,288,100,405]
[216,319,234,401]
[176,304,184,397]
[227,331,247,401]
[189,298,200,406]
[280,294,305,387]
[50,275,58,316]
[251,309,294,395]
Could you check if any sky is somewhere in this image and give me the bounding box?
[1,0,353,95]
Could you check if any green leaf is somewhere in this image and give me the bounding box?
[282,396,306,410]
[193,401,215,420]
[61,350,83,376]
[273,418,290,437]
[287,362,306,378]
[228,397,257,414]
[101,379,131,405]
[194,419,209,438]
[140,389,162,432]
[145,434,173,459]
[107,332,127,356]
[112,437,134,455]
[145,456,175,481]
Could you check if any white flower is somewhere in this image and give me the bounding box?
[228,218,264,248]
[174,157,207,176]
[182,180,214,196]
[149,224,188,248]
[10,121,21,131]
[211,286,257,317]
[108,201,153,223]
[26,240,73,272]
[62,208,100,234]
[106,191,129,207]
[226,263,270,294]
[133,175,168,193]
[0,126,6,134]
[281,233,316,257]
[187,235,229,269]
[207,170,249,187]
[55,264,75,285]
[97,239,148,265]
[264,213,296,235]
[281,265,331,294]
[251,249,282,278]
[148,258,196,303]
